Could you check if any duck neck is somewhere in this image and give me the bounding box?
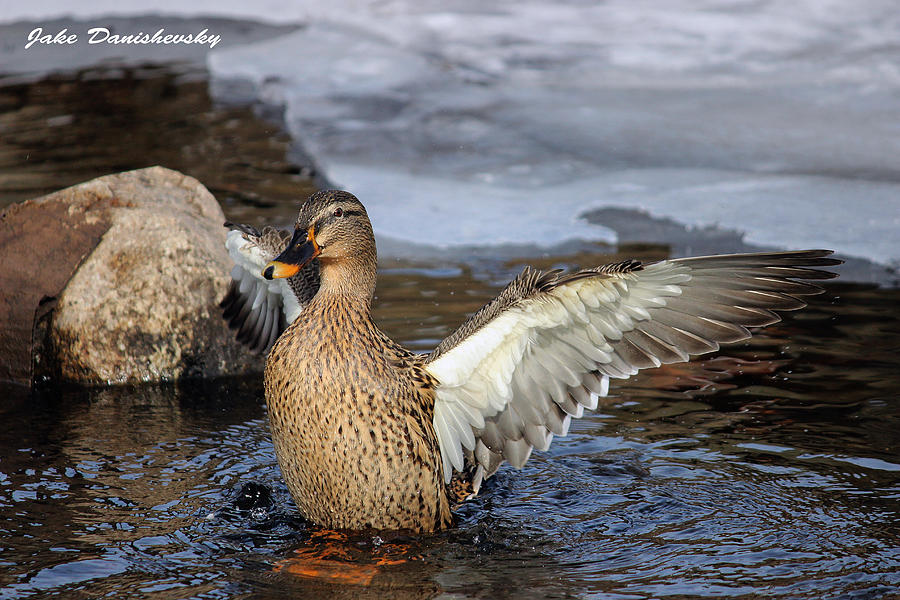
[316,253,377,311]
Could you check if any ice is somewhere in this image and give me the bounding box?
[203,1,900,273]
[326,162,618,250]
[7,0,900,278]
[337,163,898,265]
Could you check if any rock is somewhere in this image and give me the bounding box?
[0,180,113,386]
[0,166,263,386]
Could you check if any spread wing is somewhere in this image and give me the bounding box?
[425,250,840,488]
[220,222,320,353]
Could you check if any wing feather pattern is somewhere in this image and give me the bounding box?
[425,250,840,489]
[221,223,320,353]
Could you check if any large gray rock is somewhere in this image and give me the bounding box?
[0,166,262,386]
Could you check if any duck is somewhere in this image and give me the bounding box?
[221,190,840,533]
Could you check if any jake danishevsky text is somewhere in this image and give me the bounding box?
[25,27,222,50]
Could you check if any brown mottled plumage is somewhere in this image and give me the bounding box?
[266,299,452,531]
[262,191,452,531]
[223,189,841,533]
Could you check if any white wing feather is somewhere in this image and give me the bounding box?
[225,229,294,320]
[426,252,838,485]
[222,228,314,352]
[428,265,676,481]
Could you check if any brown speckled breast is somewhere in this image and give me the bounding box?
[264,293,453,532]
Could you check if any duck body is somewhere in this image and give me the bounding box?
[264,291,452,531]
[223,190,841,533]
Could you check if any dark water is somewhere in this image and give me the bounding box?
[2,279,898,599]
[2,65,899,599]
[0,63,315,219]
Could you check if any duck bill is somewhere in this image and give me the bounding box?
[263,226,320,280]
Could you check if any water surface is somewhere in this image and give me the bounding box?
[2,277,898,599]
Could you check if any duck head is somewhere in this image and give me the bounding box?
[263,190,376,296]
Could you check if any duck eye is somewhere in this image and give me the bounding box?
[333,207,343,218]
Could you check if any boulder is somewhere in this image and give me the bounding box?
[0,166,263,386]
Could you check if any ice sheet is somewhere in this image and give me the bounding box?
[7,1,900,277]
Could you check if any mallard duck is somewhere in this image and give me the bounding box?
[222,190,840,532]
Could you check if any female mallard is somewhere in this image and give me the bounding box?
[222,190,840,532]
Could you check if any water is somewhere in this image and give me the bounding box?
[1,279,898,599]
[0,63,315,219]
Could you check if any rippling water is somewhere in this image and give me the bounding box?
[2,64,898,599]
[1,278,898,599]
